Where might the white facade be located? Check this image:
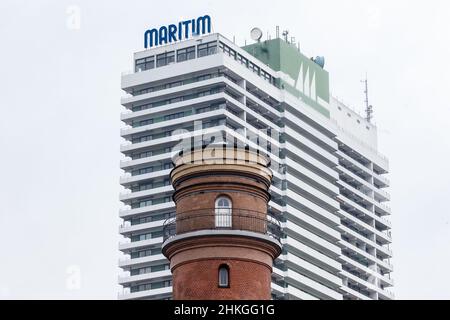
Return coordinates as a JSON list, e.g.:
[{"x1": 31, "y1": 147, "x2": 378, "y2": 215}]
[{"x1": 119, "y1": 33, "x2": 393, "y2": 300}]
